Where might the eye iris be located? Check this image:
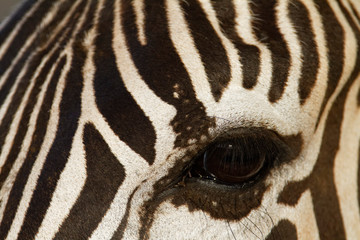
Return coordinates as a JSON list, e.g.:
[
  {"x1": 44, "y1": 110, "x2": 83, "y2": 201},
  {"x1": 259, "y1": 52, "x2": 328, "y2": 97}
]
[{"x1": 202, "y1": 142, "x2": 266, "y2": 184}]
